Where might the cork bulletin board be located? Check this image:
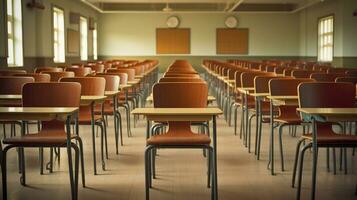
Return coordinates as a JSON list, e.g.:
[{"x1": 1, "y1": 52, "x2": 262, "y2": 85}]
[
  {"x1": 216, "y1": 28, "x2": 249, "y2": 54},
  {"x1": 67, "y1": 29, "x2": 80, "y2": 54},
  {"x1": 156, "y1": 28, "x2": 190, "y2": 54}
]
